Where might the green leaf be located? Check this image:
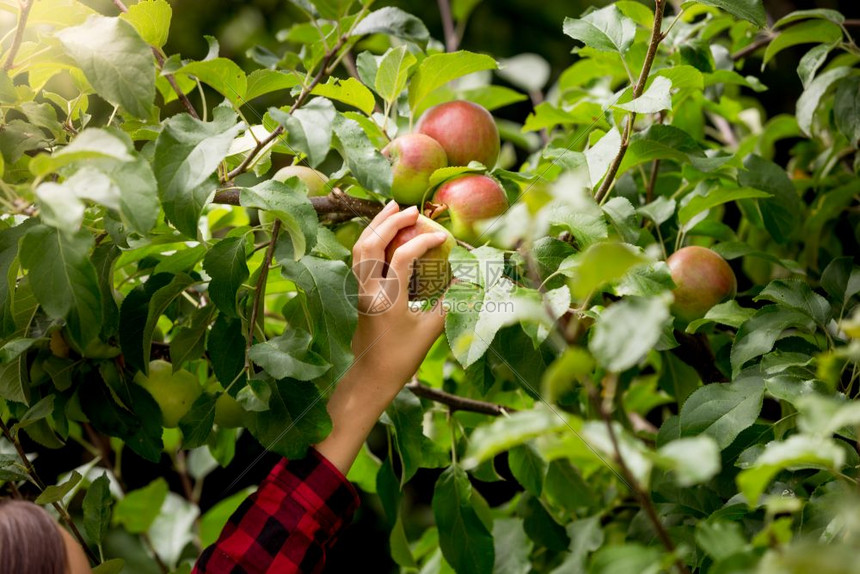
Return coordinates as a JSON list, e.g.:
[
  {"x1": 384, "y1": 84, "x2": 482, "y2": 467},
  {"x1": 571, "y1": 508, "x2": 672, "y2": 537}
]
[
  {"x1": 834, "y1": 76, "x2": 860, "y2": 145},
  {"x1": 120, "y1": 0, "x2": 172, "y2": 48},
  {"x1": 508, "y1": 444, "x2": 546, "y2": 496},
  {"x1": 797, "y1": 43, "x2": 836, "y2": 88},
  {"x1": 679, "y1": 375, "x2": 764, "y2": 449},
  {"x1": 618, "y1": 124, "x2": 705, "y2": 173},
  {"x1": 58, "y1": 15, "x2": 155, "y2": 118},
  {"x1": 820, "y1": 257, "x2": 860, "y2": 308},
  {"x1": 463, "y1": 408, "x2": 573, "y2": 466},
  {"x1": 696, "y1": 520, "x2": 748, "y2": 561},
  {"x1": 375, "y1": 46, "x2": 417, "y2": 104},
  {"x1": 346, "y1": 443, "x2": 381, "y2": 493},
  {"x1": 278, "y1": 255, "x2": 357, "y2": 386},
  {"x1": 207, "y1": 314, "x2": 245, "y2": 389},
  {"x1": 20, "y1": 226, "x2": 102, "y2": 349},
  {"x1": 797, "y1": 394, "x2": 860, "y2": 438},
  {"x1": 383, "y1": 389, "x2": 439, "y2": 485},
  {"x1": 113, "y1": 478, "x2": 168, "y2": 533},
  {"x1": 754, "y1": 279, "x2": 831, "y2": 325},
  {"x1": 178, "y1": 393, "x2": 216, "y2": 448},
  {"x1": 459, "y1": 85, "x2": 528, "y2": 112},
  {"x1": 119, "y1": 273, "x2": 194, "y2": 374},
  {"x1": 589, "y1": 544, "x2": 662, "y2": 574},
  {"x1": 497, "y1": 53, "x2": 550, "y2": 93},
  {"x1": 271, "y1": 97, "x2": 335, "y2": 168},
  {"x1": 736, "y1": 435, "x2": 845, "y2": 505},
  {"x1": 655, "y1": 436, "x2": 721, "y2": 486},
  {"x1": 245, "y1": 69, "x2": 302, "y2": 101},
  {"x1": 311, "y1": 77, "x2": 376, "y2": 115},
  {"x1": 730, "y1": 305, "x2": 815, "y2": 376},
  {"x1": 169, "y1": 305, "x2": 215, "y2": 366},
  {"x1": 616, "y1": 76, "x2": 673, "y2": 114},
  {"x1": 548, "y1": 516, "x2": 603, "y2": 574},
  {"x1": 332, "y1": 113, "x2": 393, "y2": 195},
  {"x1": 408, "y1": 51, "x2": 497, "y2": 112},
  {"x1": 543, "y1": 459, "x2": 594, "y2": 513},
  {"x1": 433, "y1": 465, "x2": 495, "y2": 574},
  {"x1": 694, "y1": 0, "x2": 766, "y2": 27},
  {"x1": 248, "y1": 330, "x2": 331, "y2": 381},
  {"x1": 92, "y1": 560, "x2": 124, "y2": 574},
  {"x1": 774, "y1": 8, "x2": 846, "y2": 28},
  {"x1": 83, "y1": 473, "x2": 113, "y2": 544},
  {"x1": 559, "y1": 242, "x2": 650, "y2": 300},
  {"x1": 35, "y1": 470, "x2": 81, "y2": 504},
  {"x1": 241, "y1": 179, "x2": 318, "y2": 260},
  {"x1": 202, "y1": 237, "x2": 250, "y2": 317},
  {"x1": 738, "y1": 155, "x2": 802, "y2": 244},
  {"x1": 796, "y1": 67, "x2": 852, "y2": 136},
  {"x1": 589, "y1": 297, "x2": 670, "y2": 373},
  {"x1": 246, "y1": 377, "x2": 331, "y2": 459},
  {"x1": 154, "y1": 107, "x2": 242, "y2": 237},
  {"x1": 493, "y1": 518, "x2": 533, "y2": 574},
  {"x1": 678, "y1": 187, "x2": 771, "y2": 225},
  {"x1": 686, "y1": 299, "x2": 756, "y2": 333},
  {"x1": 29, "y1": 128, "x2": 133, "y2": 177},
  {"x1": 0, "y1": 219, "x2": 36, "y2": 337},
  {"x1": 352, "y1": 6, "x2": 430, "y2": 44},
  {"x1": 177, "y1": 58, "x2": 247, "y2": 106},
  {"x1": 563, "y1": 6, "x2": 636, "y2": 54},
  {"x1": 763, "y1": 20, "x2": 843, "y2": 68}
]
